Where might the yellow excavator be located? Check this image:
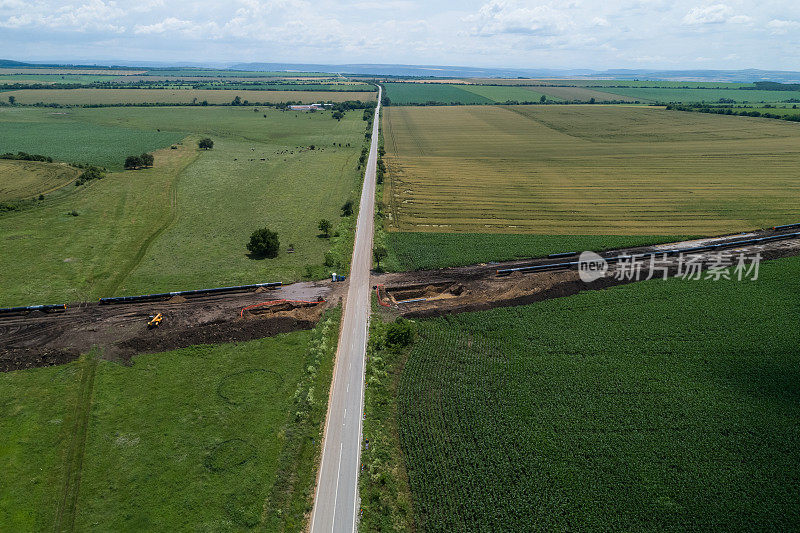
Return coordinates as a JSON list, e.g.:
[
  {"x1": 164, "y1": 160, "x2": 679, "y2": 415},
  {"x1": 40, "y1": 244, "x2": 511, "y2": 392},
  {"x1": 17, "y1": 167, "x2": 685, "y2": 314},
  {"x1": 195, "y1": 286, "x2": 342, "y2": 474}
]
[{"x1": 147, "y1": 313, "x2": 163, "y2": 328}]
